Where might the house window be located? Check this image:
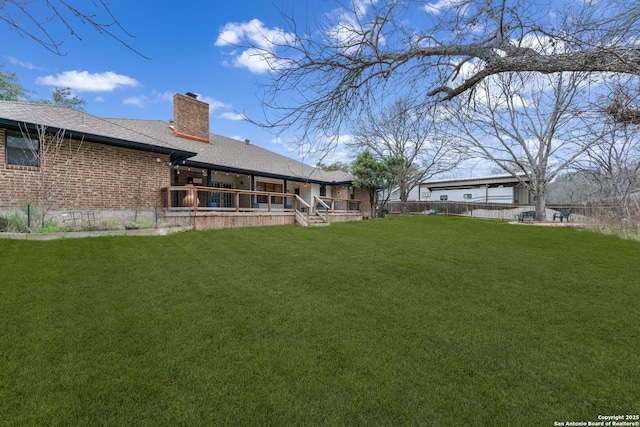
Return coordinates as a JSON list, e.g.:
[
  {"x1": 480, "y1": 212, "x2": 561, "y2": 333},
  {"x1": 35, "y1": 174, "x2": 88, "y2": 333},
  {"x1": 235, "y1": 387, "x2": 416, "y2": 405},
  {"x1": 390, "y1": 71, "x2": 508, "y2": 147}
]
[
  {"x1": 440, "y1": 195, "x2": 448, "y2": 201},
  {"x1": 320, "y1": 184, "x2": 327, "y2": 197},
  {"x1": 6, "y1": 131, "x2": 39, "y2": 167},
  {"x1": 463, "y1": 194, "x2": 472, "y2": 199},
  {"x1": 256, "y1": 182, "x2": 283, "y2": 203}
]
